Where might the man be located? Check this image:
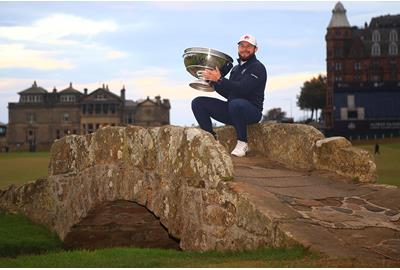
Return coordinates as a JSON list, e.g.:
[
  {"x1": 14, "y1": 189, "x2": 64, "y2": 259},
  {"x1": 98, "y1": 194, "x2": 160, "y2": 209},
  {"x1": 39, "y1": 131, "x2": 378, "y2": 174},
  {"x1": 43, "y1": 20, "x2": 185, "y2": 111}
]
[{"x1": 191, "y1": 34, "x2": 267, "y2": 157}]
